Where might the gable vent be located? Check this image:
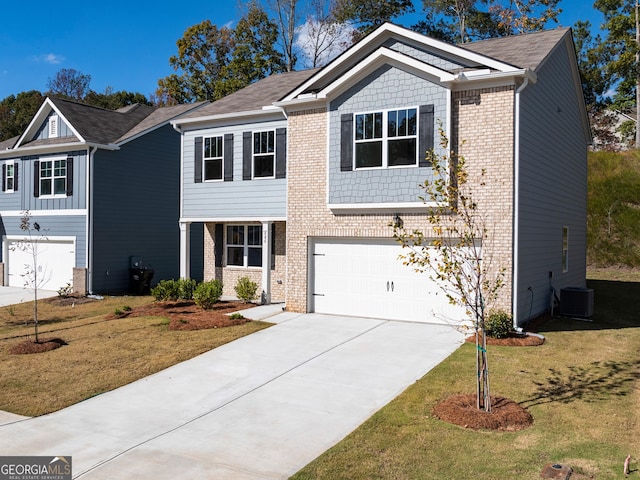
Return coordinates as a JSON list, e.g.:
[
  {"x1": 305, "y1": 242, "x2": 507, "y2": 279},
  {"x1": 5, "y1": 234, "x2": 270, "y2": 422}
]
[{"x1": 48, "y1": 115, "x2": 59, "y2": 138}]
